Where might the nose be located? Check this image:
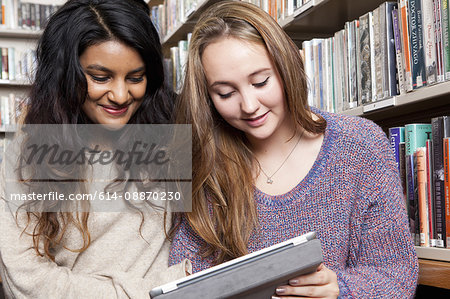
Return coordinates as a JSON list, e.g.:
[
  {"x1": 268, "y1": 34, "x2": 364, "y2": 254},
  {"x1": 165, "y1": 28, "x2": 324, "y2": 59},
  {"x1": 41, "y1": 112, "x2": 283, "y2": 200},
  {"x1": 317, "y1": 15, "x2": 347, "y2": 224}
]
[
  {"x1": 240, "y1": 90, "x2": 260, "y2": 115},
  {"x1": 107, "y1": 81, "x2": 130, "y2": 105}
]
